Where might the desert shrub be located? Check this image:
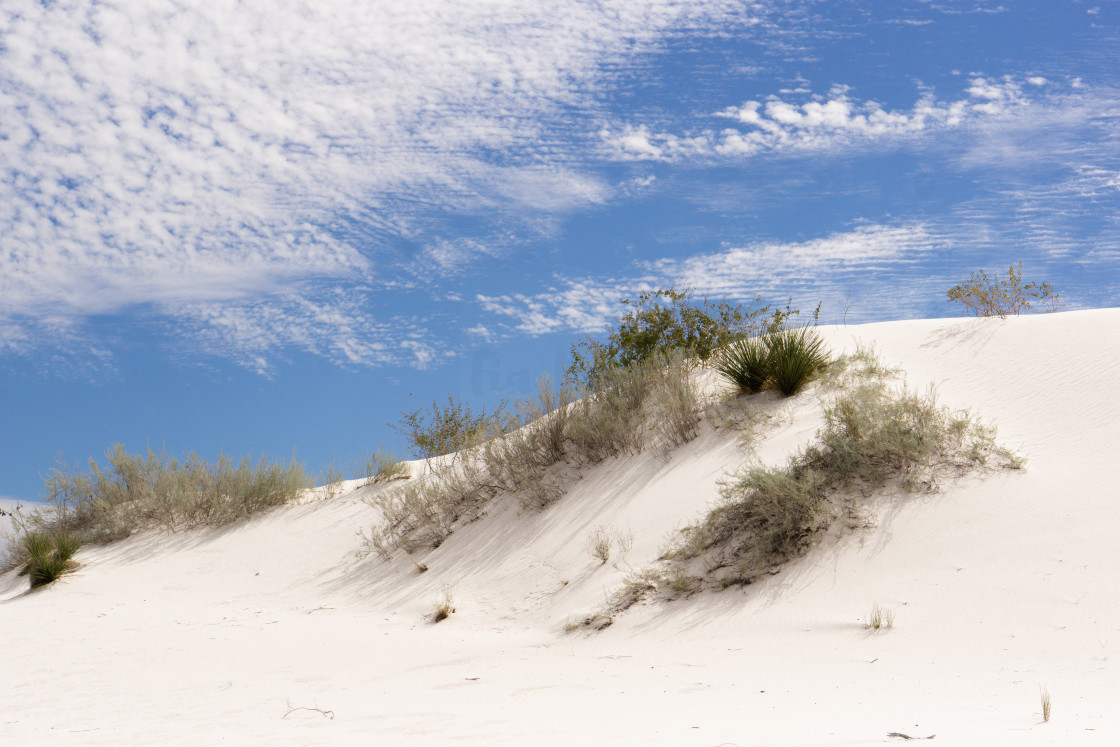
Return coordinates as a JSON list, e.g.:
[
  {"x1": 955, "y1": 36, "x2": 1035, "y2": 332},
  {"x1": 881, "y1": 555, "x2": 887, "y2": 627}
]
[
  {"x1": 567, "y1": 287, "x2": 799, "y2": 388},
  {"x1": 680, "y1": 462, "x2": 827, "y2": 578},
  {"x1": 23, "y1": 530, "x2": 82, "y2": 588},
  {"x1": 354, "y1": 448, "x2": 410, "y2": 485},
  {"x1": 946, "y1": 262, "x2": 1061, "y2": 318},
  {"x1": 37, "y1": 445, "x2": 312, "y2": 543},
  {"x1": 320, "y1": 462, "x2": 346, "y2": 499},
  {"x1": 391, "y1": 394, "x2": 506, "y2": 465},
  {"x1": 363, "y1": 456, "x2": 494, "y2": 558},
  {"x1": 651, "y1": 357, "x2": 704, "y2": 447},
  {"x1": 765, "y1": 325, "x2": 829, "y2": 396},
  {"x1": 481, "y1": 375, "x2": 576, "y2": 508},
  {"x1": 588, "y1": 526, "x2": 613, "y2": 563},
  {"x1": 715, "y1": 335, "x2": 770, "y2": 393},
  {"x1": 364, "y1": 356, "x2": 704, "y2": 559},
  {"x1": 676, "y1": 374, "x2": 1015, "y2": 585},
  {"x1": 804, "y1": 382, "x2": 1006, "y2": 489},
  {"x1": 566, "y1": 361, "x2": 655, "y2": 463},
  {"x1": 716, "y1": 325, "x2": 829, "y2": 396}
]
